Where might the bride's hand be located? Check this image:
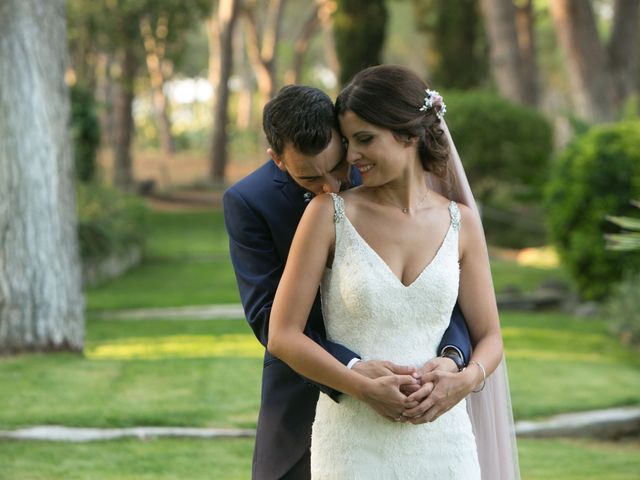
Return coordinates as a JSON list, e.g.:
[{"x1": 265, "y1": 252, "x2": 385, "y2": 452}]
[
  {"x1": 401, "y1": 369, "x2": 475, "y2": 424},
  {"x1": 358, "y1": 374, "x2": 420, "y2": 422}
]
